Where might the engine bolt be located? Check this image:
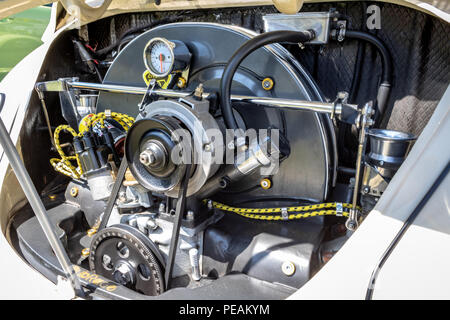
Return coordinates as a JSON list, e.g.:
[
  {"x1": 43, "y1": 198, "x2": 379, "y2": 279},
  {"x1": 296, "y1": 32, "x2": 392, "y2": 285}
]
[
  {"x1": 146, "y1": 219, "x2": 158, "y2": 231},
  {"x1": 281, "y1": 261, "x2": 296, "y2": 276},
  {"x1": 204, "y1": 143, "x2": 212, "y2": 152},
  {"x1": 194, "y1": 83, "x2": 204, "y2": 100},
  {"x1": 81, "y1": 248, "x2": 90, "y2": 257},
  {"x1": 189, "y1": 248, "x2": 202, "y2": 281},
  {"x1": 186, "y1": 210, "x2": 195, "y2": 220},
  {"x1": 260, "y1": 178, "x2": 272, "y2": 190},
  {"x1": 177, "y1": 77, "x2": 187, "y2": 88},
  {"x1": 345, "y1": 219, "x2": 358, "y2": 231},
  {"x1": 219, "y1": 177, "x2": 229, "y2": 189},
  {"x1": 128, "y1": 218, "x2": 138, "y2": 227},
  {"x1": 262, "y1": 77, "x2": 274, "y2": 91},
  {"x1": 118, "y1": 191, "x2": 127, "y2": 202},
  {"x1": 87, "y1": 228, "x2": 97, "y2": 237},
  {"x1": 70, "y1": 187, "x2": 79, "y2": 198}
]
